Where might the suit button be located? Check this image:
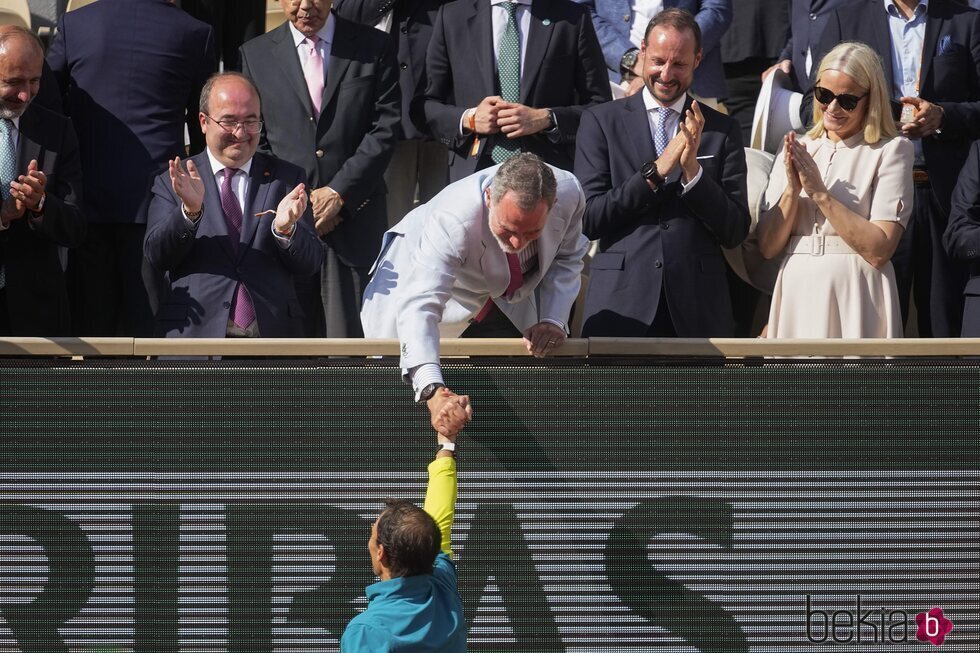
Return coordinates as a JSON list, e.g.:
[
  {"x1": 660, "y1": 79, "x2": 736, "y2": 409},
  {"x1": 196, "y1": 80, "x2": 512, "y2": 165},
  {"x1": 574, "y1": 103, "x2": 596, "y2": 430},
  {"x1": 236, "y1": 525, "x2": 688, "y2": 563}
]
[
  {"x1": 809, "y1": 12, "x2": 816, "y2": 20},
  {"x1": 662, "y1": 223, "x2": 669, "y2": 230},
  {"x1": 655, "y1": 260, "x2": 663, "y2": 269},
  {"x1": 400, "y1": 62, "x2": 408, "y2": 70},
  {"x1": 222, "y1": 301, "x2": 231, "y2": 309},
  {"x1": 623, "y1": 14, "x2": 630, "y2": 21},
  {"x1": 315, "y1": 149, "x2": 324, "y2": 158},
  {"x1": 401, "y1": 25, "x2": 408, "y2": 34}
]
